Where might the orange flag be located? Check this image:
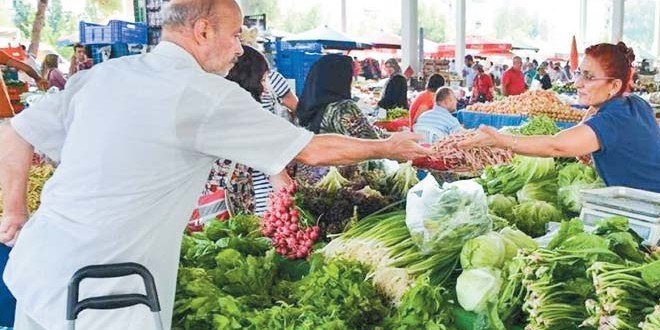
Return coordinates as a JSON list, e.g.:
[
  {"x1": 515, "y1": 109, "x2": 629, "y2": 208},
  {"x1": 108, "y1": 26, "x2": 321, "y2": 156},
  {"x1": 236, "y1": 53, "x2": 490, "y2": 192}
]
[{"x1": 570, "y1": 36, "x2": 579, "y2": 72}]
